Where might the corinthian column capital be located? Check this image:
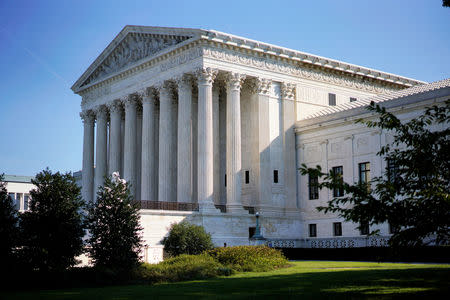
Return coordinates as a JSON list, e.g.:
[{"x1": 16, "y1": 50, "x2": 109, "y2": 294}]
[
  {"x1": 107, "y1": 100, "x2": 123, "y2": 114},
  {"x1": 196, "y1": 67, "x2": 218, "y2": 85},
  {"x1": 248, "y1": 77, "x2": 272, "y2": 95},
  {"x1": 94, "y1": 105, "x2": 109, "y2": 121},
  {"x1": 226, "y1": 72, "x2": 246, "y2": 90},
  {"x1": 80, "y1": 110, "x2": 95, "y2": 123},
  {"x1": 281, "y1": 82, "x2": 296, "y2": 100},
  {"x1": 122, "y1": 94, "x2": 138, "y2": 109},
  {"x1": 141, "y1": 87, "x2": 157, "y2": 104},
  {"x1": 174, "y1": 74, "x2": 194, "y2": 90}
]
